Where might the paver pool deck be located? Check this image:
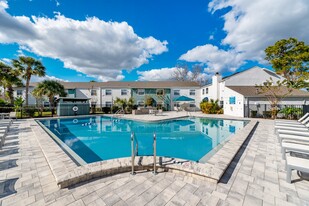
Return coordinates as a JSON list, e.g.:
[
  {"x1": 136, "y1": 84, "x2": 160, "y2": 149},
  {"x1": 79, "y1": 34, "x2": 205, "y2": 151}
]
[{"x1": 1, "y1": 115, "x2": 309, "y2": 205}]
